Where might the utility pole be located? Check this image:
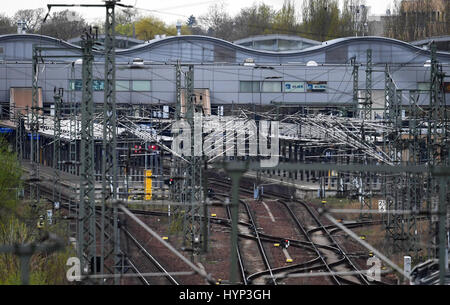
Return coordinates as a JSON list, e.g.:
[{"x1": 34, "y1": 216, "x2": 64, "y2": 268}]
[
  {"x1": 45, "y1": 1, "x2": 132, "y2": 284},
  {"x1": 31, "y1": 45, "x2": 41, "y2": 207},
  {"x1": 175, "y1": 60, "x2": 182, "y2": 119},
  {"x1": 358, "y1": 49, "x2": 373, "y2": 220},
  {"x1": 384, "y1": 65, "x2": 404, "y2": 253},
  {"x1": 69, "y1": 62, "x2": 78, "y2": 176},
  {"x1": 363, "y1": 49, "x2": 372, "y2": 121},
  {"x1": 53, "y1": 88, "x2": 63, "y2": 206},
  {"x1": 351, "y1": 56, "x2": 359, "y2": 116},
  {"x1": 15, "y1": 111, "x2": 24, "y2": 161},
  {"x1": 170, "y1": 61, "x2": 183, "y2": 219},
  {"x1": 406, "y1": 90, "x2": 421, "y2": 257},
  {"x1": 78, "y1": 27, "x2": 97, "y2": 280},
  {"x1": 429, "y1": 43, "x2": 448, "y2": 270},
  {"x1": 100, "y1": 0, "x2": 121, "y2": 284},
  {"x1": 182, "y1": 64, "x2": 206, "y2": 256}
]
